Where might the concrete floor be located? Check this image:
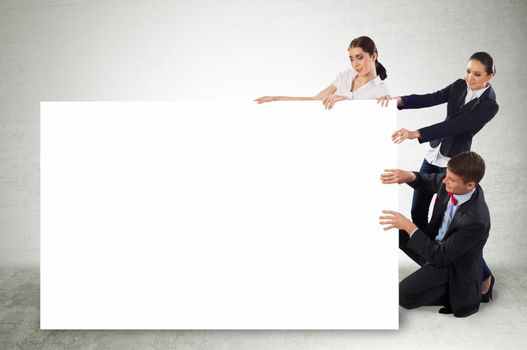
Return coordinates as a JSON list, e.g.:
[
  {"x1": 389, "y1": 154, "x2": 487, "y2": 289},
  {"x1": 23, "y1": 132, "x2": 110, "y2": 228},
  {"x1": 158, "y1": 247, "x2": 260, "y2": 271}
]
[{"x1": 2, "y1": 264, "x2": 527, "y2": 350}]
